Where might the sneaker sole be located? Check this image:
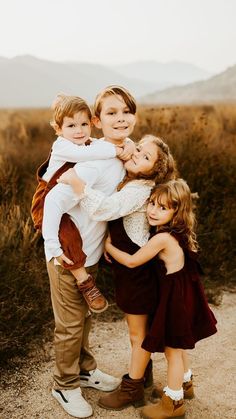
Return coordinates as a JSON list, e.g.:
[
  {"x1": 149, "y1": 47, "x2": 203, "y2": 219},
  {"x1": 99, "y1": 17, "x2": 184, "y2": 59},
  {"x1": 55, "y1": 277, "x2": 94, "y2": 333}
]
[
  {"x1": 88, "y1": 300, "x2": 109, "y2": 314},
  {"x1": 52, "y1": 389, "x2": 93, "y2": 418}
]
